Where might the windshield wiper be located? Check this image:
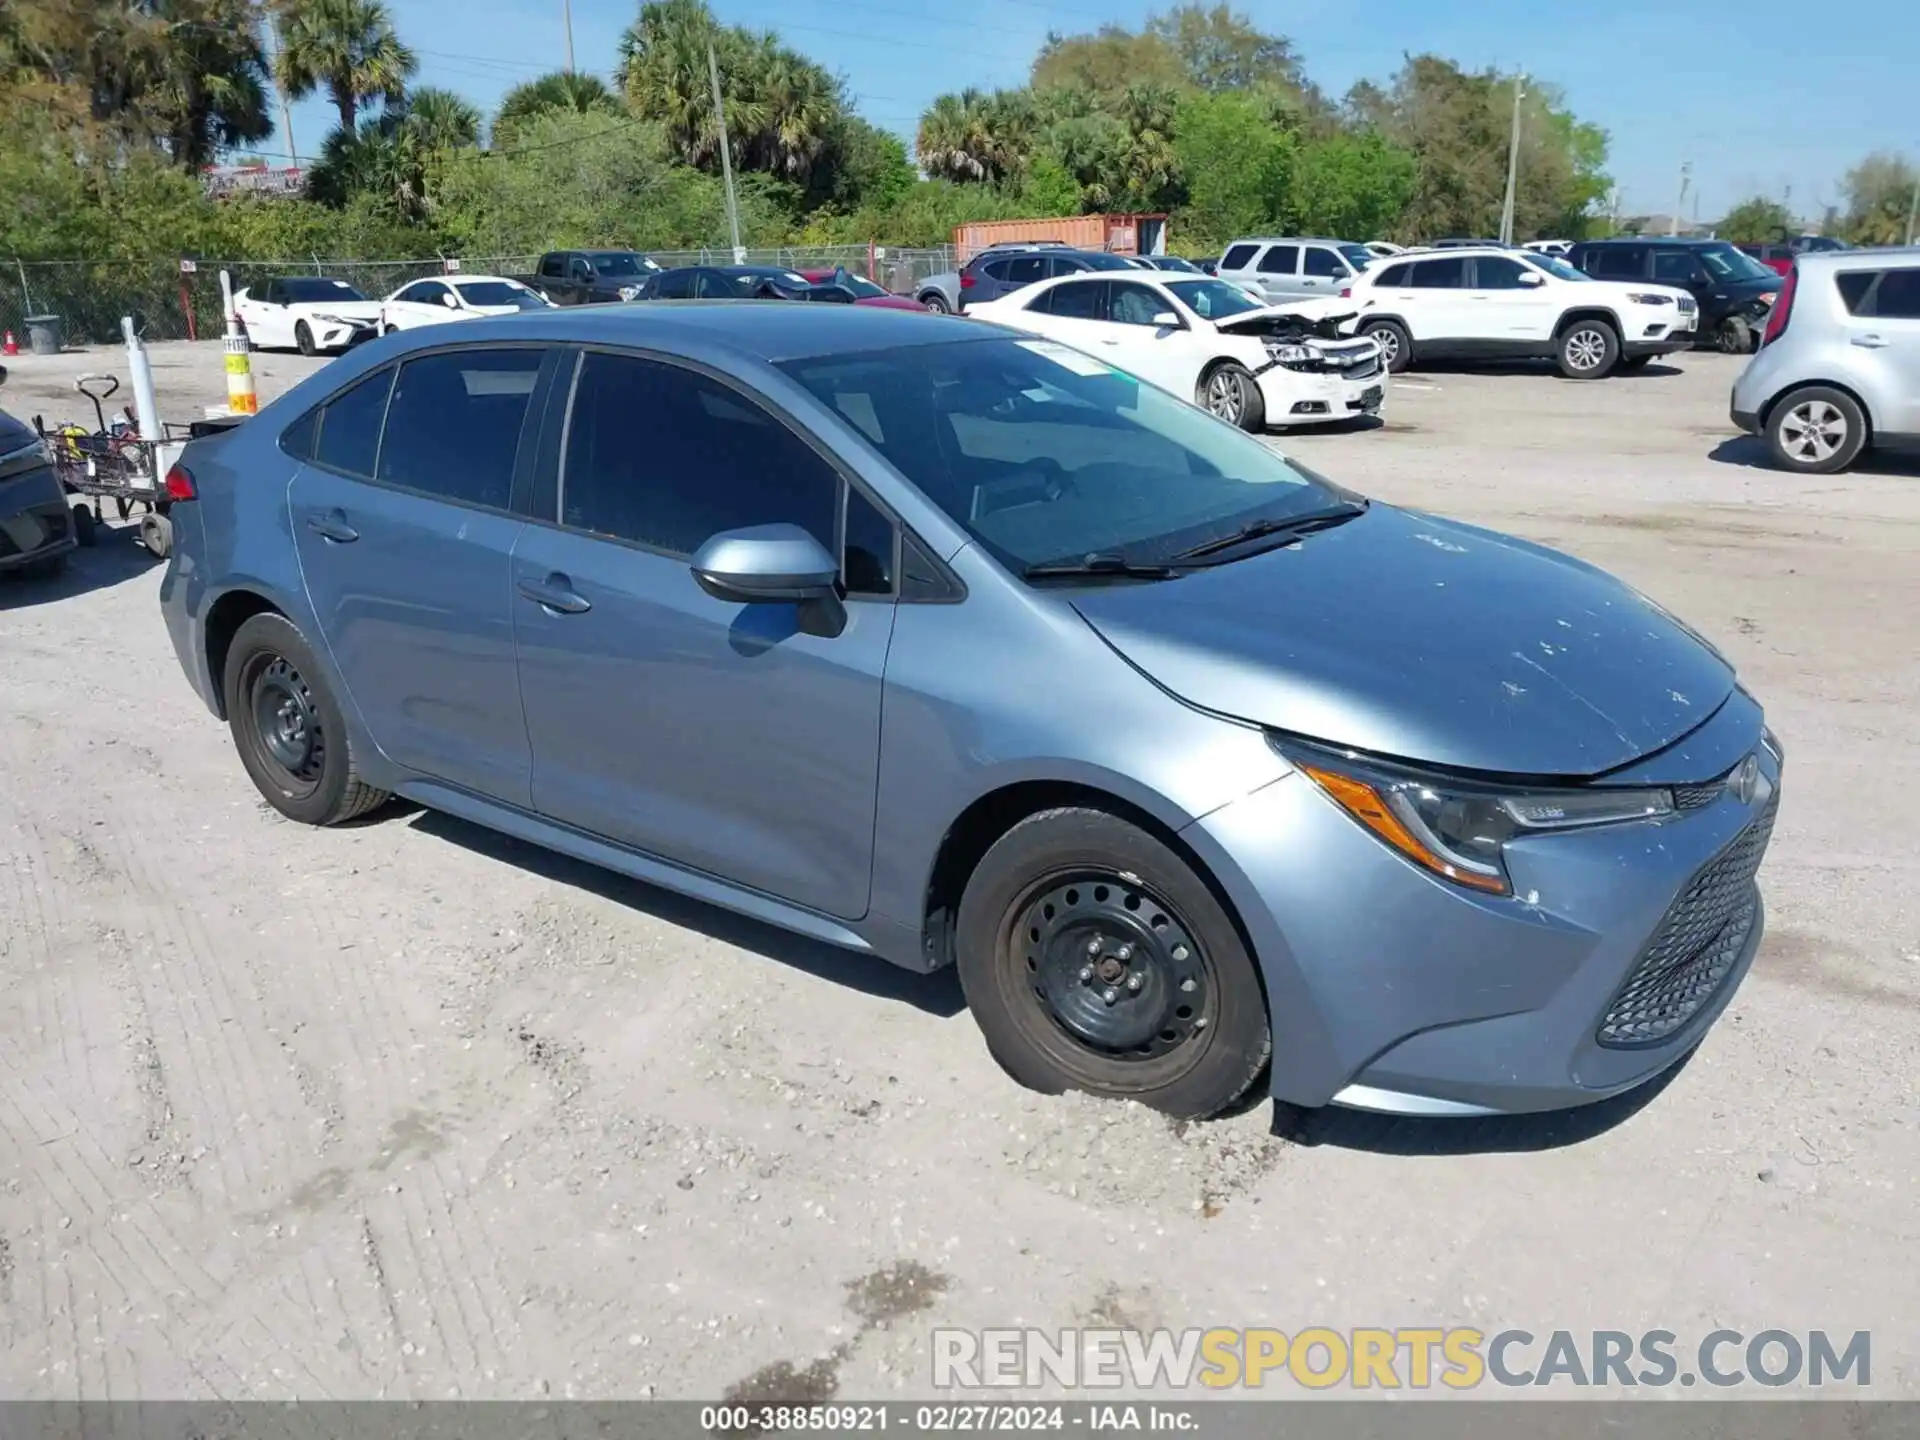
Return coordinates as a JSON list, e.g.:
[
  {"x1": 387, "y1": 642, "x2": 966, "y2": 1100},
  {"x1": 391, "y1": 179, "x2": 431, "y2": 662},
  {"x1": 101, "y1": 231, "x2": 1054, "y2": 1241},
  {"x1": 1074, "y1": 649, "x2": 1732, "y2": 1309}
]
[
  {"x1": 1171, "y1": 502, "x2": 1367, "y2": 562},
  {"x1": 1023, "y1": 552, "x2": 1185, "y2": 581}
]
